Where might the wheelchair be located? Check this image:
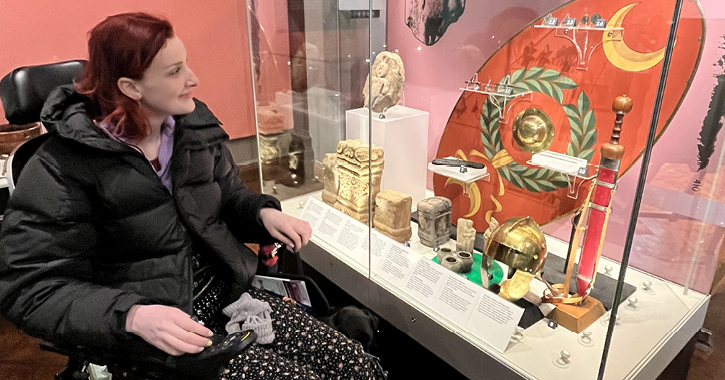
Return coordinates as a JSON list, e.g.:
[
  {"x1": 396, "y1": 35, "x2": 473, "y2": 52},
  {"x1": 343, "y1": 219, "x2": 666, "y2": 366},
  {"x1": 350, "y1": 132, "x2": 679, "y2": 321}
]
[{"x1": 0, "y1": 61, "x2": 332, "y2": 380}]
